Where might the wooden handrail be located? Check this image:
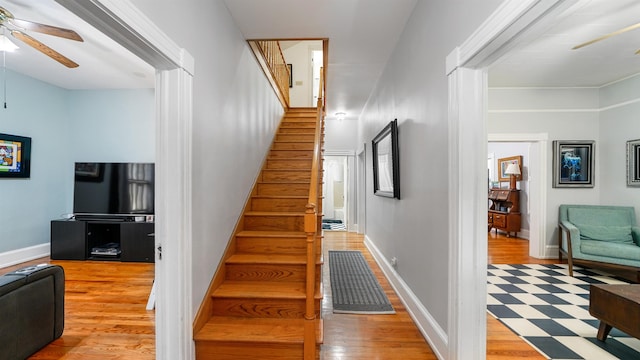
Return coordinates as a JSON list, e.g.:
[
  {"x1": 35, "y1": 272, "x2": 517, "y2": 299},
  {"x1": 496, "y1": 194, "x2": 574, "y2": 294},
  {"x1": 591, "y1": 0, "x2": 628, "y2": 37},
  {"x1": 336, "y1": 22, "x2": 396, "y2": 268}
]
[
  {"x1": 255, "y1": 40, "x2": 290, "y2": 108},
  {"x1": 303, "y1": 67, "x2": 324, "y2": 359}
]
